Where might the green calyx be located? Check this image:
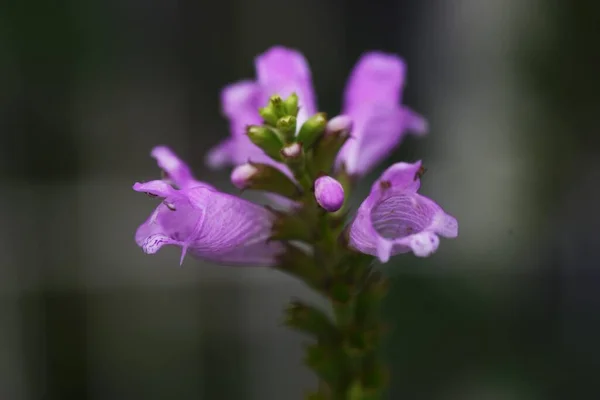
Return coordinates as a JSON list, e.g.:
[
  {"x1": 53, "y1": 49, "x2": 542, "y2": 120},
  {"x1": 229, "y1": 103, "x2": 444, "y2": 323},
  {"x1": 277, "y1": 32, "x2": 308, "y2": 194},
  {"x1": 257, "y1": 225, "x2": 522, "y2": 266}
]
[
  {"x1": 247, "y1": 125, "x2": 285, "y2": 161},
  {"x1": 240, "y1": 162, "x2": 302, "y2": 199},
  {"x1": 311, "y1": 122, "x2": 352, "y2": 175},
  {"x1": 297, "y1": 112, "x2": 327, "y2": 150}
]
